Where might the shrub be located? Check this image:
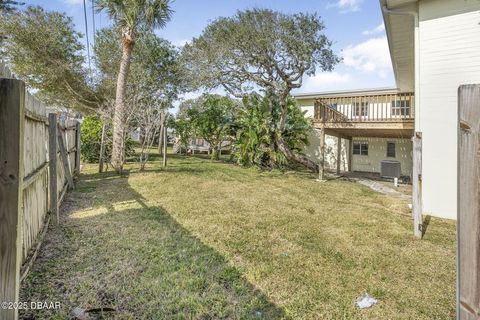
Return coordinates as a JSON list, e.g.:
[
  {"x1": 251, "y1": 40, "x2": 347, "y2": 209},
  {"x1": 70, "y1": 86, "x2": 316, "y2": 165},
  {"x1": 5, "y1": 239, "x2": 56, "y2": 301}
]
[
  {"x1": 234, "y1": 94, "x2": 311, "y2": 168},
  {"x1": 80, "y1": 115, "x2": 135, "y2": 163}
]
